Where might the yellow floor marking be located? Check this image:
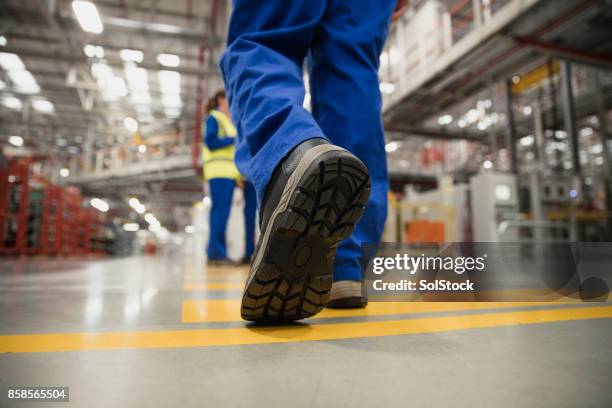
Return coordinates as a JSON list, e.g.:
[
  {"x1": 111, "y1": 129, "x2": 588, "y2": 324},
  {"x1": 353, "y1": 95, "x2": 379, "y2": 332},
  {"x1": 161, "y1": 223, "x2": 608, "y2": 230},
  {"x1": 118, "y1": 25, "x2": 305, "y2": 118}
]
[
  {"x1": 183, "y1": 282, "x2": 244, "y2": 291},
  {"x1": 181, "y1": 299, "x2": 581, "y2": 323},
  {"x1": 1, "y1": 306, "x2": 610, "y2": 353}
]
